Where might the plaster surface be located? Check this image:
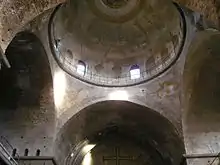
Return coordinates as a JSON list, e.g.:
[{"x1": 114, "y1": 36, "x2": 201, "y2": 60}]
[
  {"x1": 50, "y1": 0, "x2": 183, "y2": 86},
  {"x1": 183, "y1": 30, "x2": 220, "y2": 164},
  {"x1": 0, "y1": 1, "x2": 220, "y2": 165}
]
